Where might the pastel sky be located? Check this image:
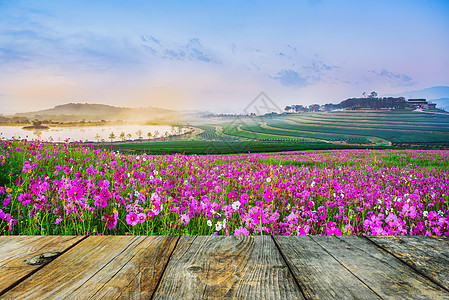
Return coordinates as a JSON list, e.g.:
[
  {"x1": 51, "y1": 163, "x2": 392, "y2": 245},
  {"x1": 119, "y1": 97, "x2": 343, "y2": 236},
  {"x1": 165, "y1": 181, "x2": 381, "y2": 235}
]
[{"x1": 1, "y1": 0, "x2": 448, "y2": 114}]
